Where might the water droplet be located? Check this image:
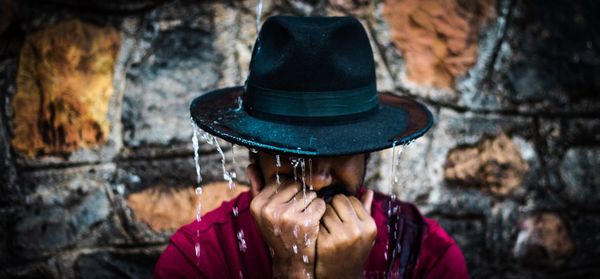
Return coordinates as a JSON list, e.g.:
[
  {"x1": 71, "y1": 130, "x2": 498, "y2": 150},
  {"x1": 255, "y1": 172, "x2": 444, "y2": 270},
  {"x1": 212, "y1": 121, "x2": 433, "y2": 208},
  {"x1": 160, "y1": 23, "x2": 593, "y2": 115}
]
[
  {"x1": 234, "y1": 97, "x2": 243, "y2": 112},
  {"x1": 275, "y1": 154, "x2": 281, "y2": 186},
  {"x1": 303, "y1": 255, "x2": 309, "y2": 263},
  {"x1": 308, "y1": 158, "x2": 313, "y2": 190},
  {"x1": 251, "y1": 148, "x2": 258, "y2": 153},
  {"x1": 300, "y1": 158, "x2": 306, "y2": 202},
  {"x1": 292, "y1": 244, "x2": 298, "y2": 254},
  {"x1": 304, "y1": 233, "x2": 311, "y2": 247},
  {"x1": 269, "y1": 246, "x2": 275, "y2": 257},
  {"x1": 293, "y1": 225, "x2": 299, "y2": 239},
  {"x1": 201, "y1": 131, "x2": 236, "y2": 190},
  {"x1": 232, "y1": 206, "x2": 239, "y2": 217},
  {"x1": 393, "y1": 145, "x2": 404, "y2": 184},
  {"x1": 237, "y1": 230, "x2": 247, "y2": 252},
  {"x1": 290, "y1": 157, "x2": 300, "y2": 182},
  {"x1": 195, "y1": 242, "x2": 201, "y2": 258}
]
